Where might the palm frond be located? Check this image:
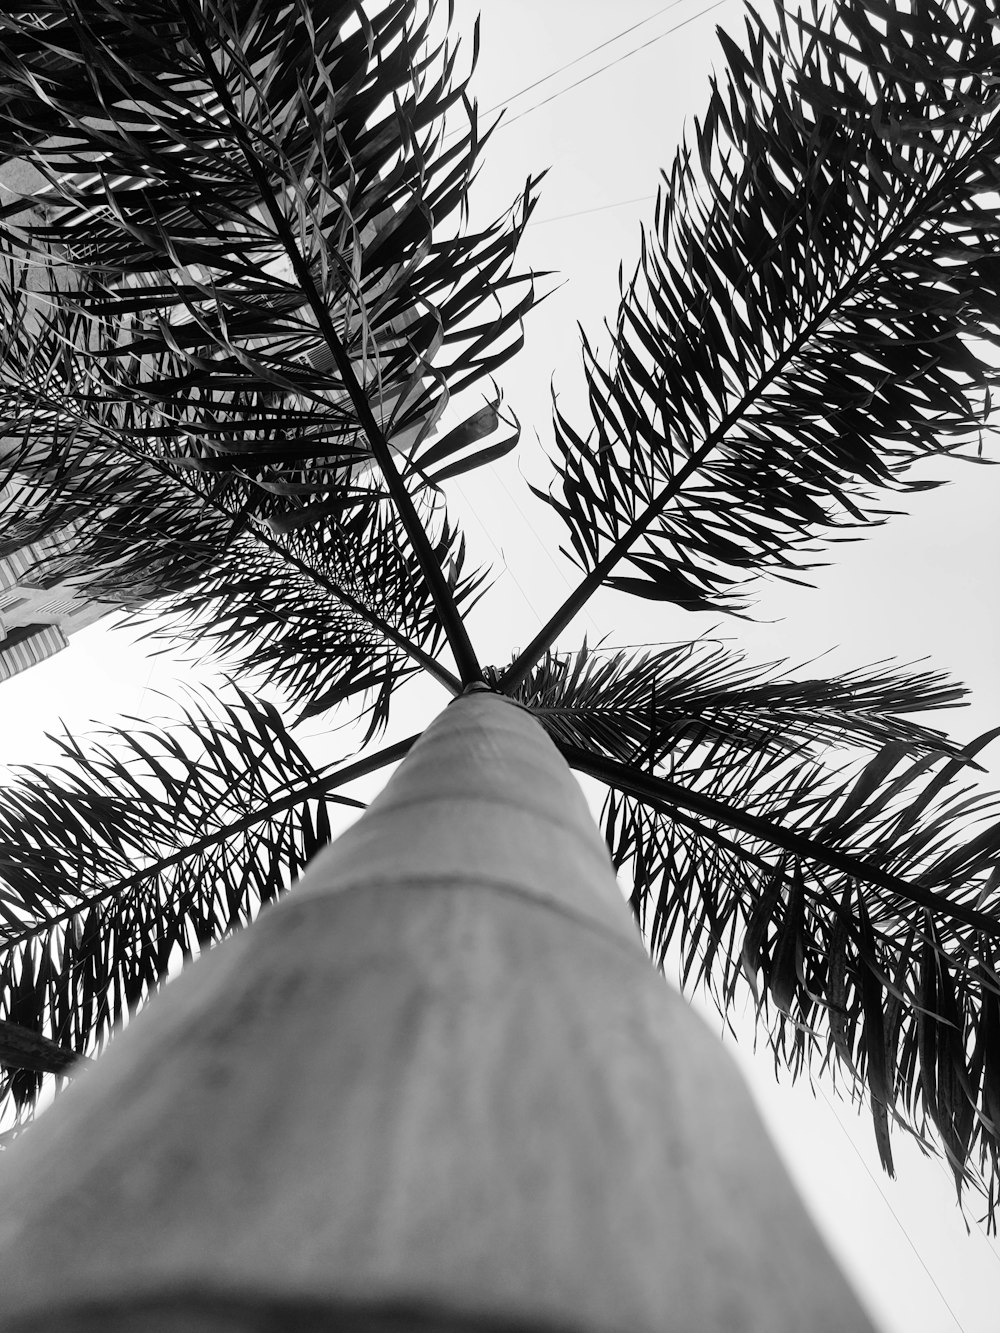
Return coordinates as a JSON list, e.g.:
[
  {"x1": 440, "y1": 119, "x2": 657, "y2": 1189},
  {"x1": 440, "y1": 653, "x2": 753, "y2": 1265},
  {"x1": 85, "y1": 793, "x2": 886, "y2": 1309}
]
[
  {"x1": 0, "y1": 0, "x2": 539, "y2": 457},
  {"x1": 123, "y1": 508, "x2": 488, "y2": 733},
  {"x1": 508, "y1": 0, "x2": 1000, "y2": 688},
  {"x1": 509, "y1": 638, "x2": 974, "y2": 767},
  {"x1": 0, "y1": 273, "x2": 491, "y2": 712},
  {"x1": 0, "y1": 0, "x2": 541, "y2": 687},
  {"x1": 588, "y1": 722, "x2": 1000, "y2": 1217},
  {"x1": 0, "y1": 684, "x2": 415, "y2": 1127}
]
